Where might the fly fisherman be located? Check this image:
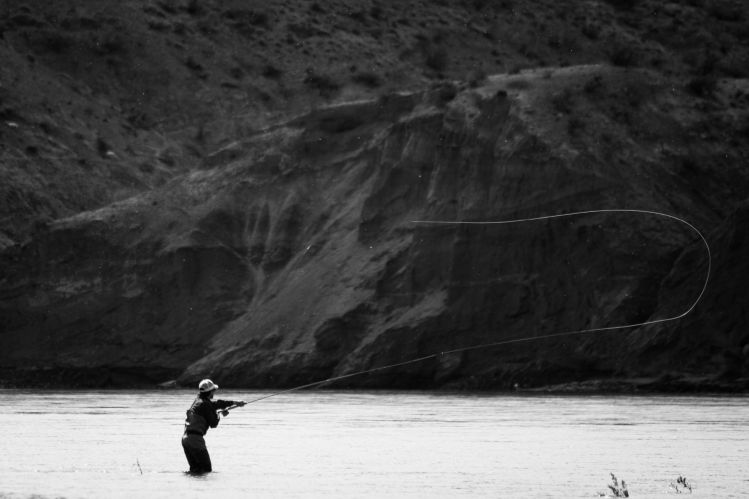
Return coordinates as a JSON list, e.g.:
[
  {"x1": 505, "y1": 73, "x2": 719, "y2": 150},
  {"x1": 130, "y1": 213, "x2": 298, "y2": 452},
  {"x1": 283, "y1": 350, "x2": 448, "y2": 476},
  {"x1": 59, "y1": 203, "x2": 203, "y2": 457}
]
[{"x1": 182, "y1": 379, "x2": 246, "y2": 473}]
